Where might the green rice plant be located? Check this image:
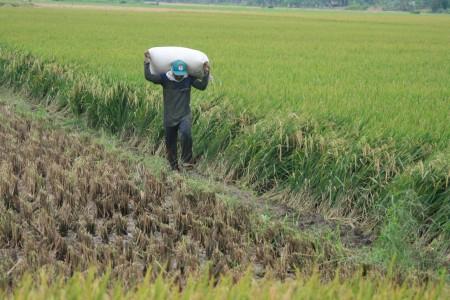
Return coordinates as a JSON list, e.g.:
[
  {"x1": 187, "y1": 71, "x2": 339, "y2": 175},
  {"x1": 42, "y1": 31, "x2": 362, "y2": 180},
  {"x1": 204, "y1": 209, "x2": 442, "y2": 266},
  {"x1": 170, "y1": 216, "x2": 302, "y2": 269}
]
[
  {"x1": 373, "y1": 148, "x2": 450, "y2": 270},
  {"x1": 1, "y1": 6, "x2": 448, "y2": 142},
  {"x1": 1, "y1": 267, "x2": 449, "y2": 299}
]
